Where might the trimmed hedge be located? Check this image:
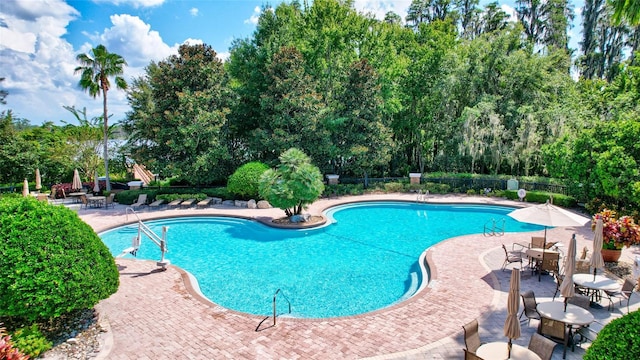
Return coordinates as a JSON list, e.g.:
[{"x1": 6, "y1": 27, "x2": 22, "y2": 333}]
[
  {"x1": 504, "y1": 190, "x2": 577, "y2": 207},
  {"x1": 0, "y1": 197, "x2": 119, "y2": 322},
  {"x1": 115, "y1": 187, "x2": 231, "y2": 205},
  {"x1": 584, "y1": 311, "x2": 640, "y2": 360}
]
